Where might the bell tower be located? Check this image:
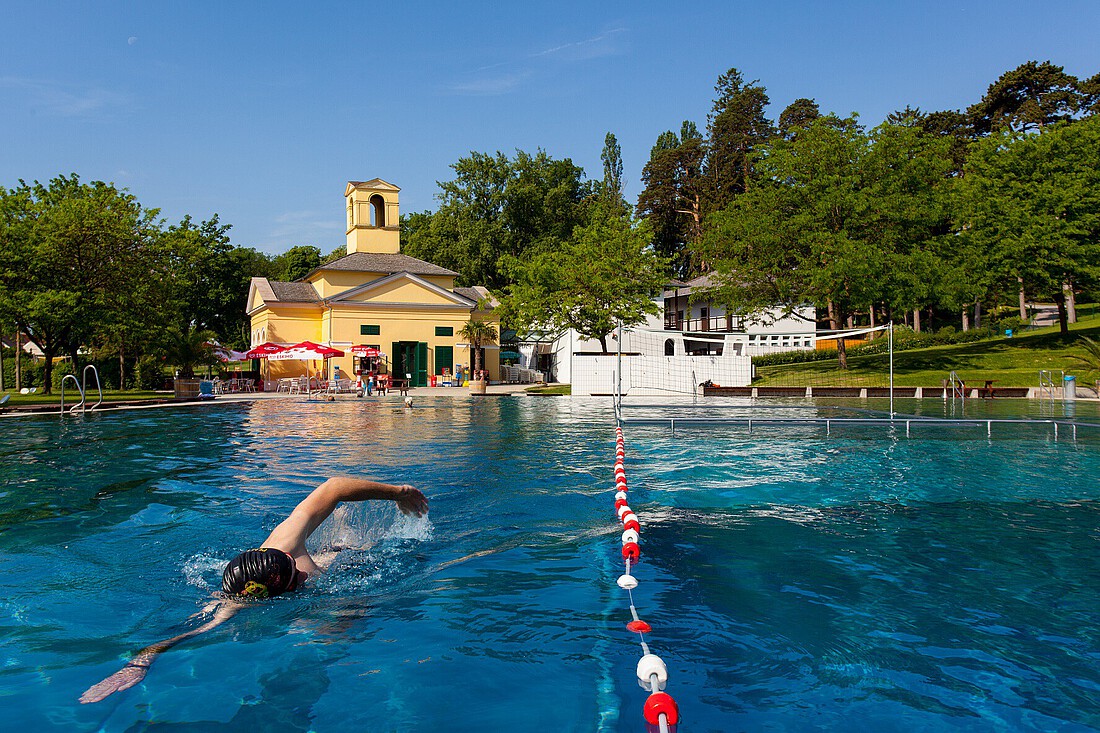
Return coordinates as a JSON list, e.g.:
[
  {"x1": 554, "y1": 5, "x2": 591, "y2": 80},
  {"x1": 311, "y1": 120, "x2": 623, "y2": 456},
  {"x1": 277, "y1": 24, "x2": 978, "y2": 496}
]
[{"x1": 345, "y1": 179, "x2": 401, "y2": 254}]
